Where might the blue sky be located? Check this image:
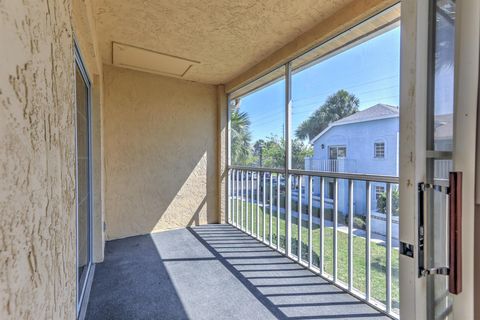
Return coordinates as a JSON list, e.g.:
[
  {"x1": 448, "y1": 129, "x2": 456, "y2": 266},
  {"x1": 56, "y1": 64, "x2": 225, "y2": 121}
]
[{"x1": 238, "y1": 26, "x2": 401, "y2": 142}]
